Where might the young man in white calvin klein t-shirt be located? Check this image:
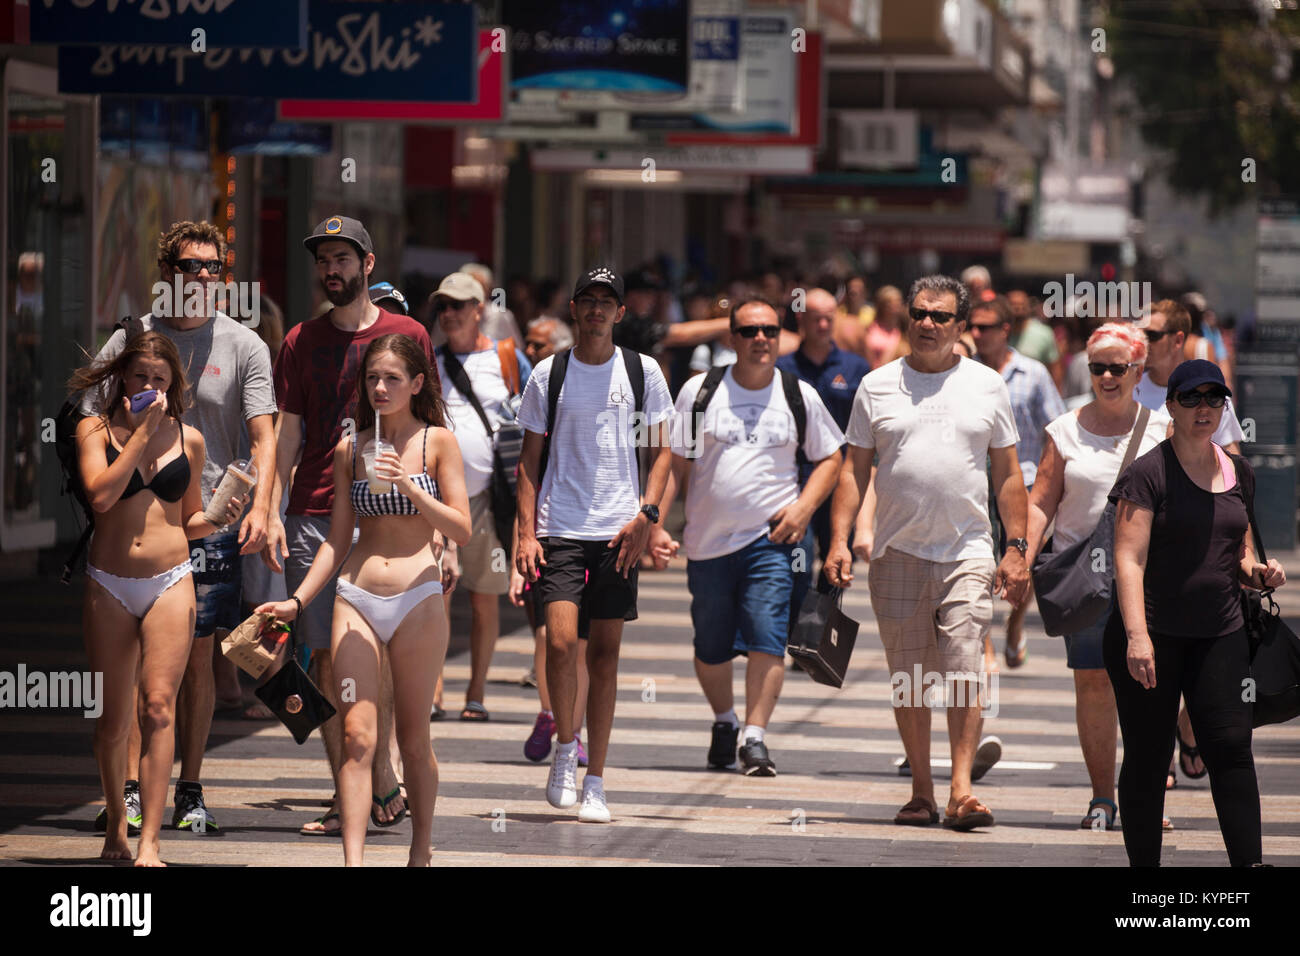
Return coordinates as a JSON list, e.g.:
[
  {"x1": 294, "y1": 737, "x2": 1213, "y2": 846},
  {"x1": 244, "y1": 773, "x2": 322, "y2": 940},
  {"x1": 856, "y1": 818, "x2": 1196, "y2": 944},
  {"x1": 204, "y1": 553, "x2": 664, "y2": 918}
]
[
  {"x1": 515, "y1": 267, "x2": 673, "y2": 823},
  {"x1": 658, "y1": 298, "x2": 845, "y2": 778}
]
